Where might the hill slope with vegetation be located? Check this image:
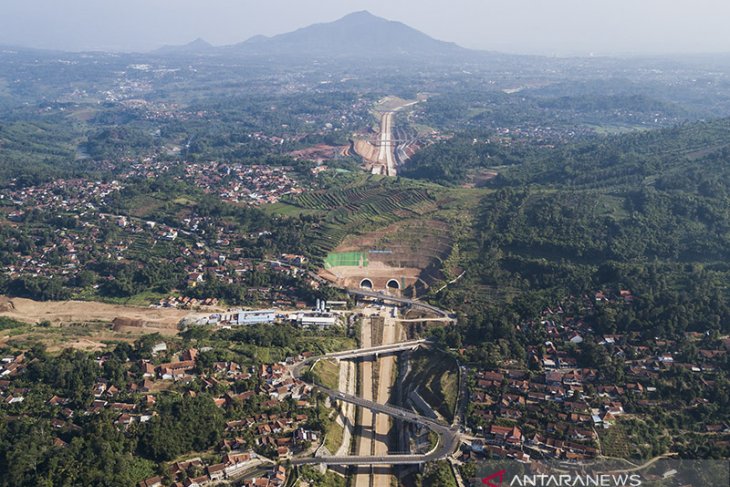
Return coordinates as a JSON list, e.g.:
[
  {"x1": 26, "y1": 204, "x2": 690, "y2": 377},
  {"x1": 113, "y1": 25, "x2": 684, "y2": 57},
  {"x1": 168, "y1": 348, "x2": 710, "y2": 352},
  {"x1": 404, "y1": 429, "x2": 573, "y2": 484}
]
[{"x1": 433, "y1": 117, "x2": 730, "y2": 344}]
